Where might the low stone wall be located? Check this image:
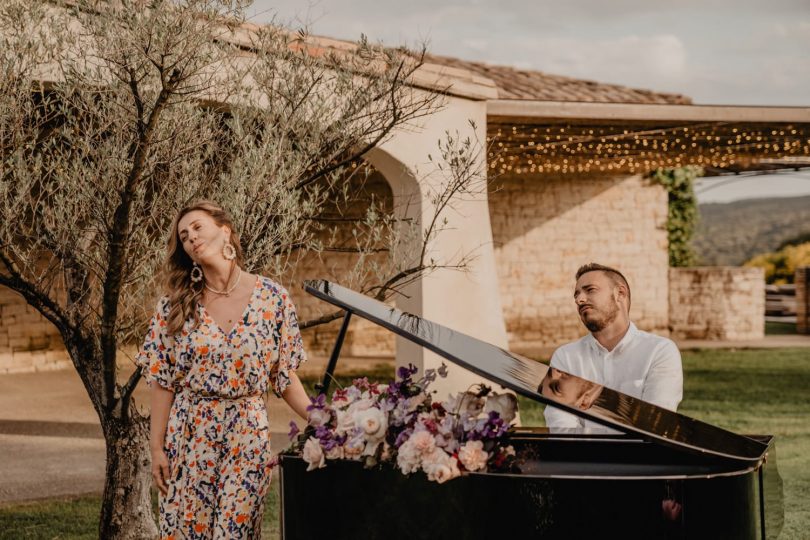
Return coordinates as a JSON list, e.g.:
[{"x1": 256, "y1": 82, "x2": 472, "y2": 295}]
[
  {"x1": 0, "y1": 287, "x2": 71, "y2": 374},
  {"x1": 669, "y1": 267, "x2": 764, "y2": 340},
  {"x1": 797, "y1": 267, "x2": 810, "y2": 335}
]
